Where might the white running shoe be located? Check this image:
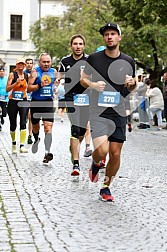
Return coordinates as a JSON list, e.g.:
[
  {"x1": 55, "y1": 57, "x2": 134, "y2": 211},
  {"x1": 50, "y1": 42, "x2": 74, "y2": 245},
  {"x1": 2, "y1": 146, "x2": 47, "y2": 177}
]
[
  {"x1": 12, "y1": 145, "x2": 17, "y2": 154},
  {"x1": 20, "y1": 146, "x2": 28, "y2": 153}
]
